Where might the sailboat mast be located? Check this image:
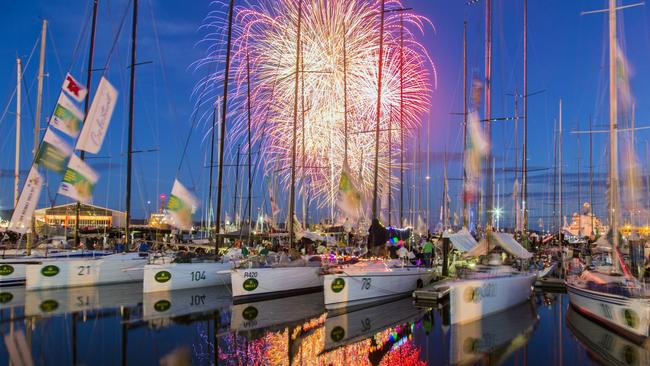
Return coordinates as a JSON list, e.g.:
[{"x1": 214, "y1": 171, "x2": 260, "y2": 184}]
[
  {"x1": 388, "y1": 108, "x2": 392, "y2": 226},
  {"x1": 462, "y1": 21, "x2": 468, "y2": 228},
  {"x1": 577, "y1": 121, "x2": 581, "y2": 236},
  {"x1": 215, "y1": 0, "x2": 235, "y2": 253},
  {"x1": 371, "y1": 0, "x2": 386, "y2": 220},
  {"x1": 233, "y1": 145, "x2": 240, "y2": 225},
  {"x1": 558, "y1": 99, "x2": 563, "y2": 243},
  {"x1": 29, "y1": 19, "x2": 47, "y2": 255},
  {"x1": 125, "y1": 0, "x2": 138, "y2": 249},
  {"x1": 522, "y1": 0, "x2": 528, "y2": 233},
  {"x1": 288, "y1": 0, "x2": 302, "y2": 247},
  {"x1": 246, "y1": 53, "x2": 253, "y2": 233},
  {"x1": 343, "y1": 24, "x2": 348, "y2": 164},
  {"x1": 300, "y1": 43, "x2": 307, "y2": 227},
  {"x1": 207, "y1": 107, "x2": 217, "y2": 238},
  {"x1": 14, "y1": 58, "x2": 21, "y2": 208},
  {"x1": 590, "y1": 116, "x2": 594, "y2": 233},
  {"x1": 608, "y1": 0, "x2": 620, "y2": 256},
  {"x1": 443, "y1": 151, "x2": 448, "y2": 230},
  {"x1": 75, "y1": 0, "x2": 99, "y2": 248},
  {"x1": 484, "y1": 0, "x2": 493, "y2": 230}
]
